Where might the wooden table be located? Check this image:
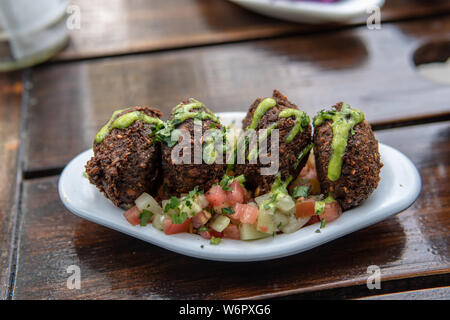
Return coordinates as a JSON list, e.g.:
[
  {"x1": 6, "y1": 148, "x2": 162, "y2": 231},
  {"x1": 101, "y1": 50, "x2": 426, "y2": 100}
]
[{"x1": 0, "y1": 0, "x2": 449, "y2": 300}]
